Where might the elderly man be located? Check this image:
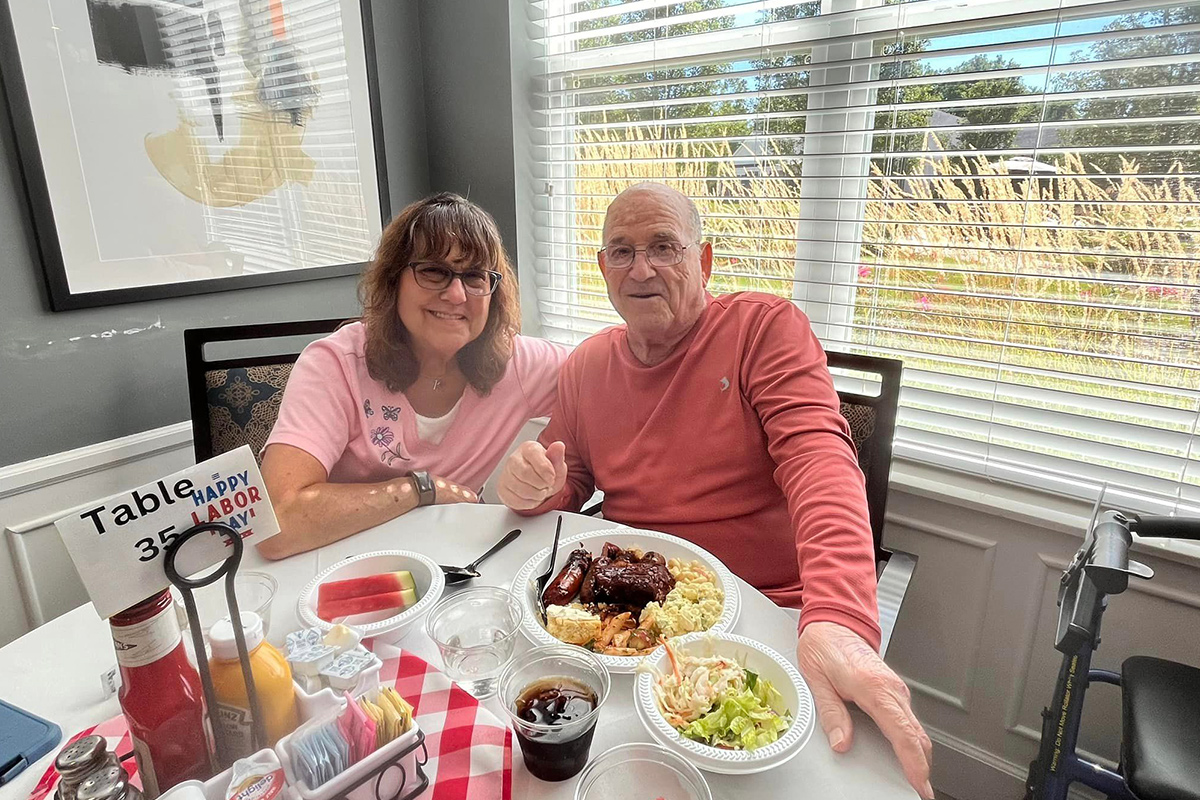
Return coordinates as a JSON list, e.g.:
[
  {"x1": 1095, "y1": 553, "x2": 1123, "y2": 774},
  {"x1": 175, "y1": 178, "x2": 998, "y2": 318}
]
[{"x1": 497, "y1": 182, "x2": 932, "y2": 798}]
